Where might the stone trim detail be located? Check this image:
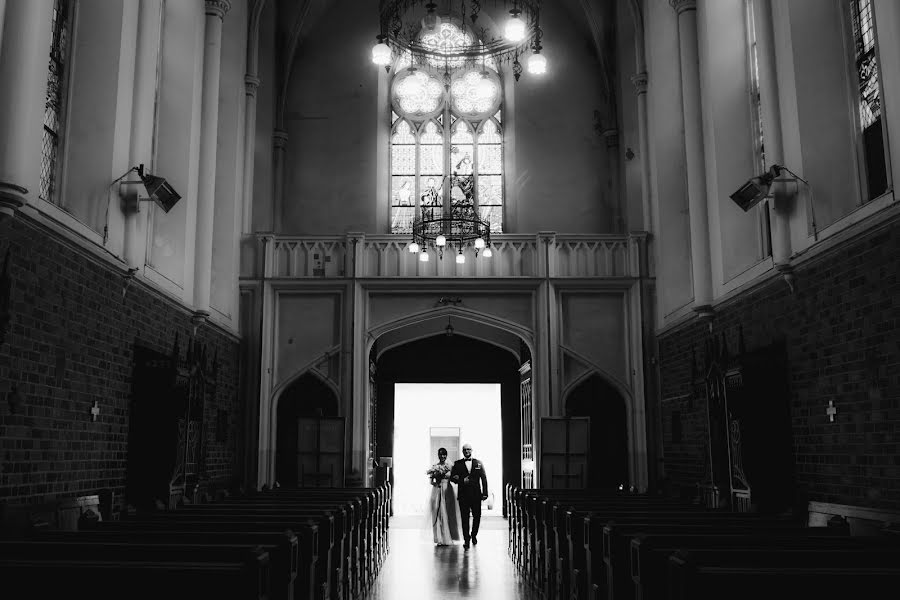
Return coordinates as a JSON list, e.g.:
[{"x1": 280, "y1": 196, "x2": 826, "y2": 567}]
[{"x1": 205, "y1": 0, "x2": 231, "y2": 19}]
